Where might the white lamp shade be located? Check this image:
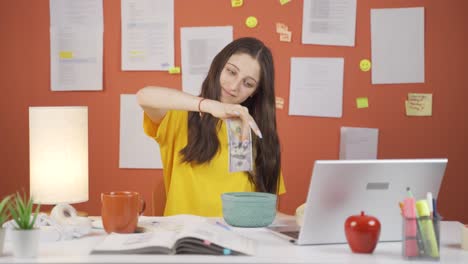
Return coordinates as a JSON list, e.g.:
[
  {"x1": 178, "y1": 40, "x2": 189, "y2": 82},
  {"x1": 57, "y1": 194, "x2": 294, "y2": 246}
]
[{"x1": 29, "y1": 106, "x2": 89, "y2": 204}]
